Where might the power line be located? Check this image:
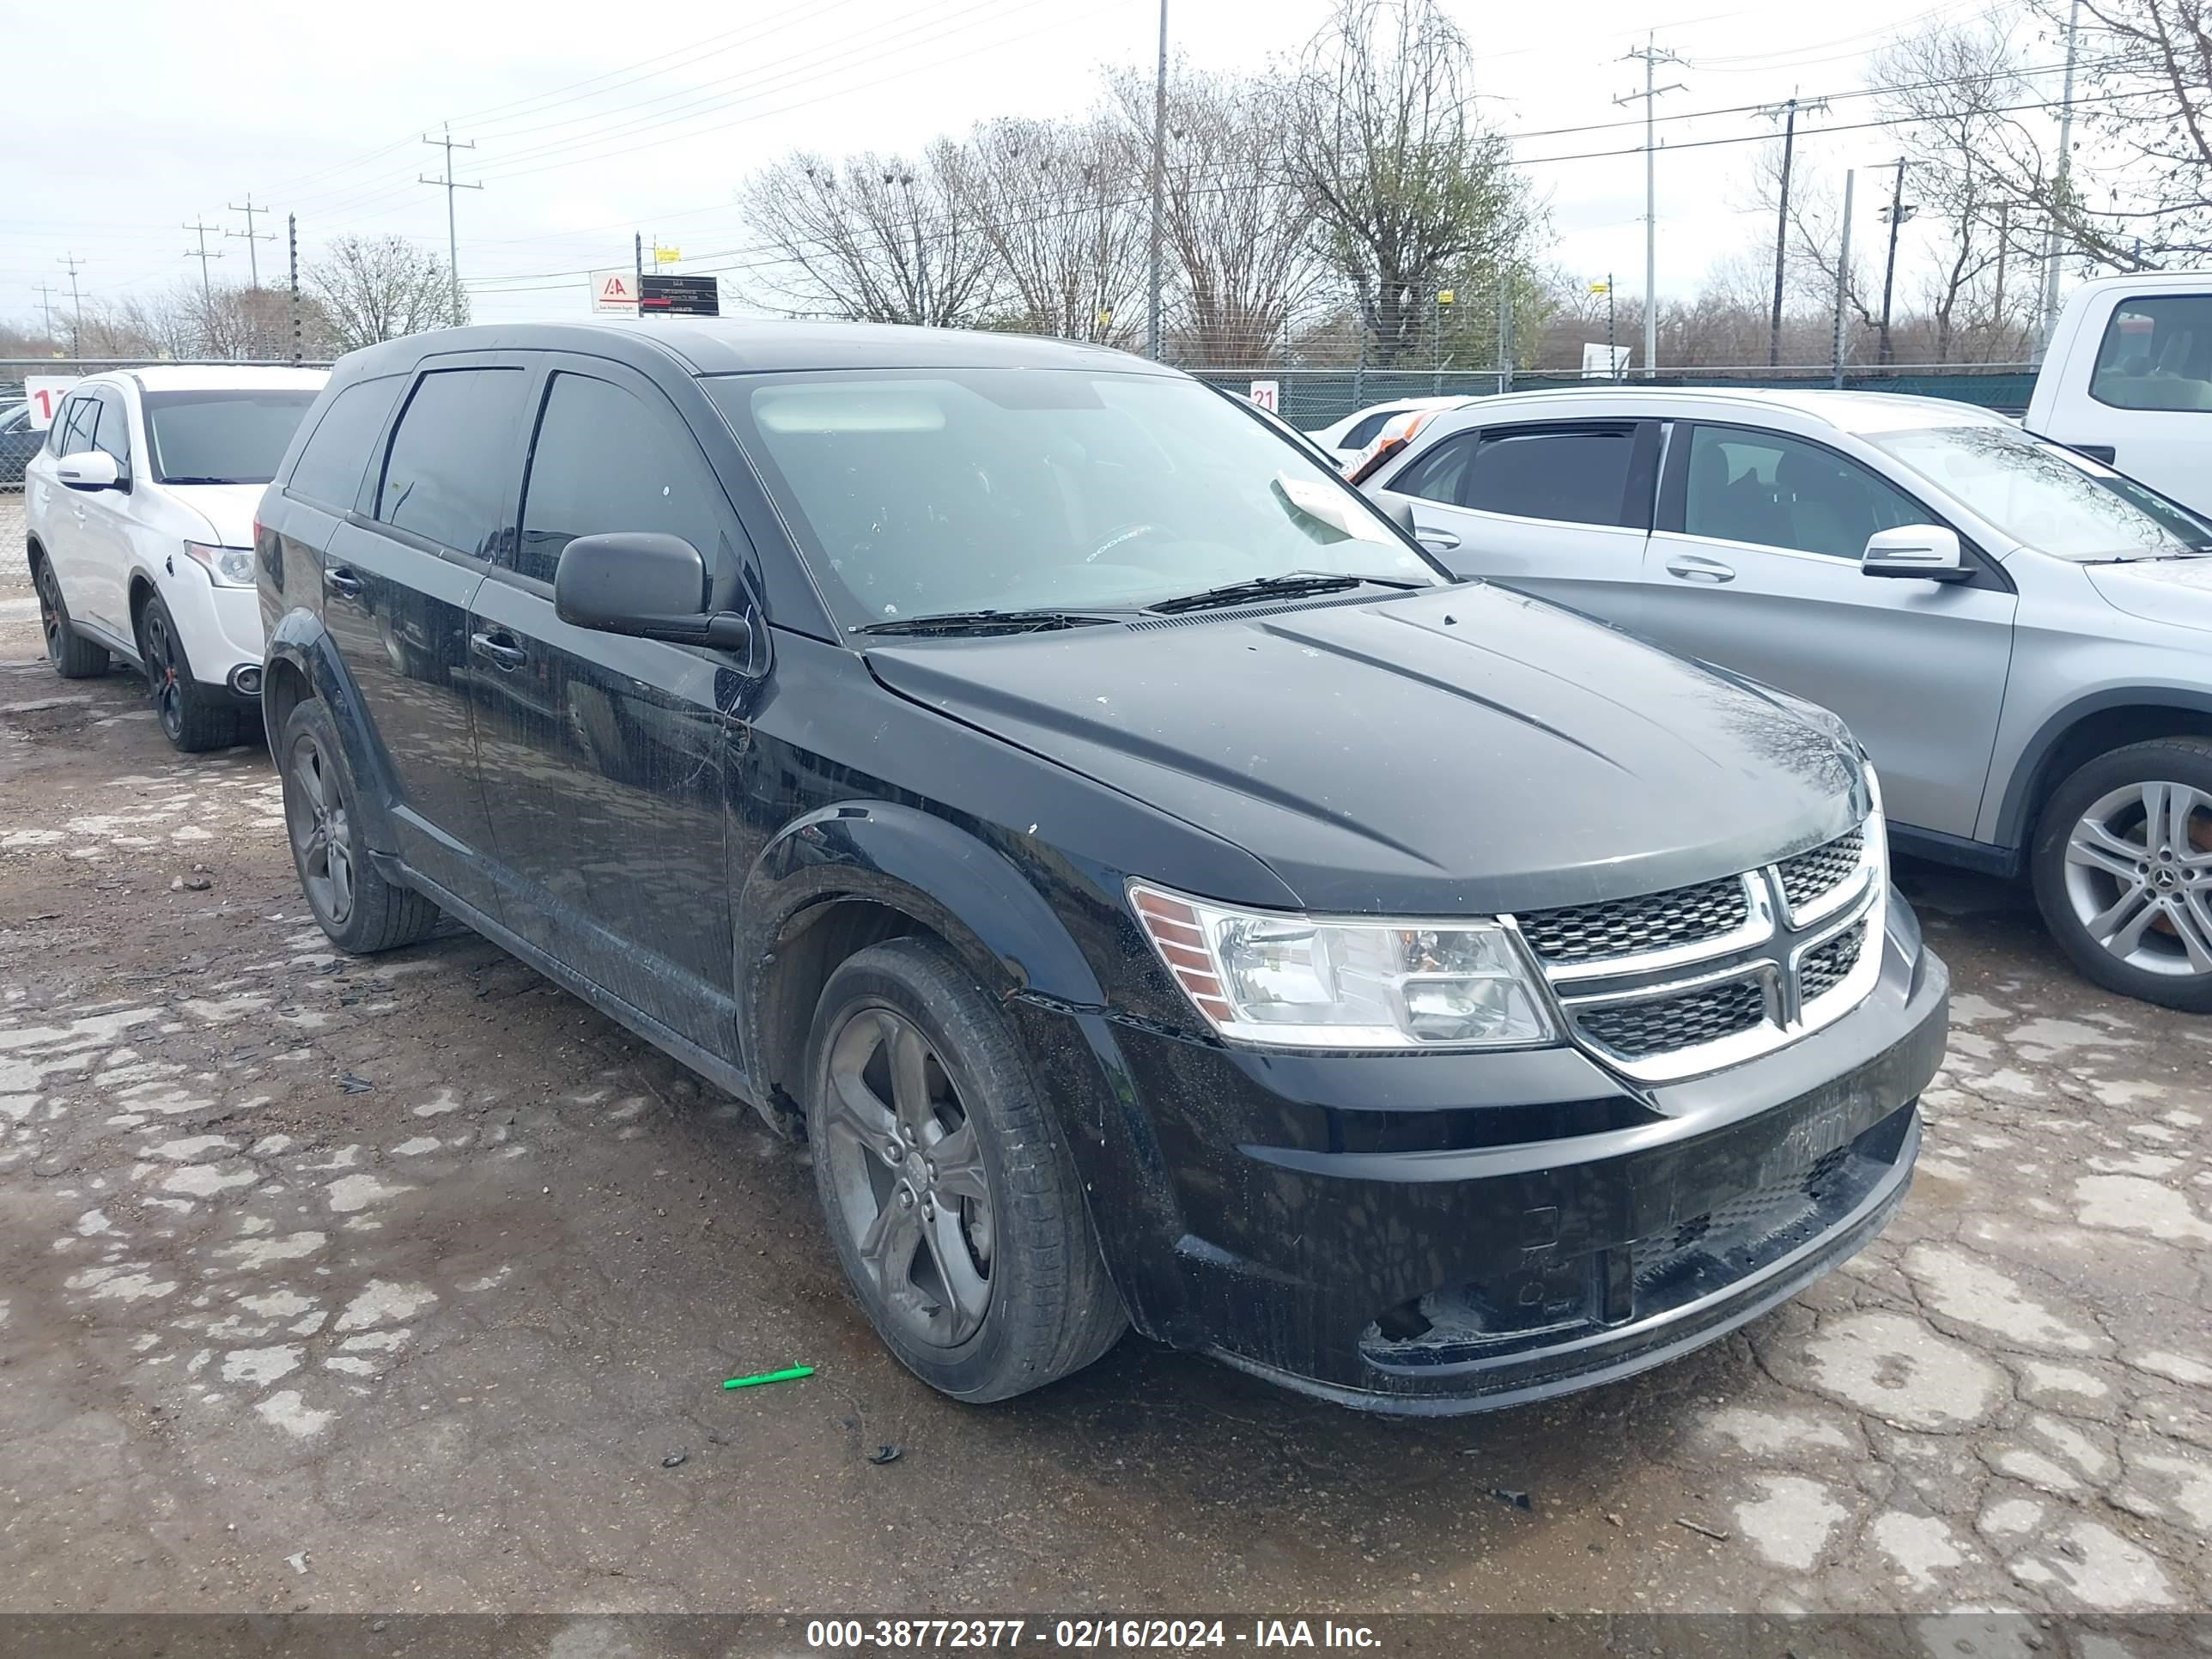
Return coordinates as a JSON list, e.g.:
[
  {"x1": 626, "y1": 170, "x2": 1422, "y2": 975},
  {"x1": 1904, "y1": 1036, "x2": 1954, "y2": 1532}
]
[
  {"x1": 225, "y1": 195, "x2": 276, "y2": 289},
  {"x1": 1620, "y1": 37, "x2": 1687, "y2": 376},
  {"x1": 419, "y1": 126, "x2": 483, "y2": 325},
  {"x1": 181, "y1": 219, "x2": 225, "y2": 307}
]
